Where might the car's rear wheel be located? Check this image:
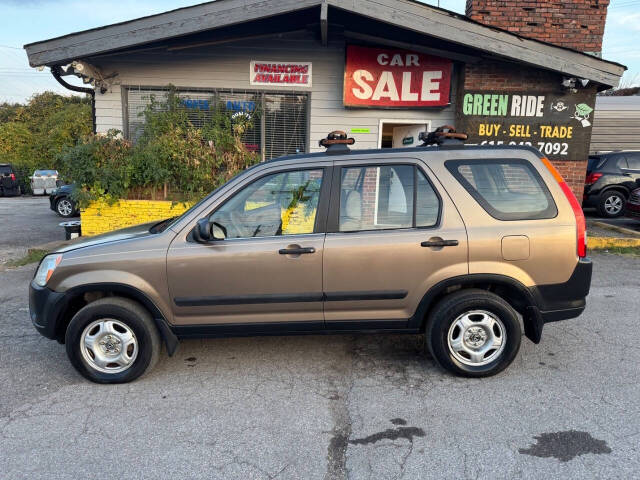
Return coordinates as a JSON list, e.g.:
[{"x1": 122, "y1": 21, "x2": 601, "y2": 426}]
[
  {"x1": 56, "y1": 197, "x2": 75, "y2": 217},
  {"x1": 425, "y1": 289, "x2": 521, "y2": 377},
  {"x1": 65, "y1": 297, "x2": 161, "y2": 383},
  {"x1": 598, "y1": 190, "x2": 626, "y2": 218}
]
